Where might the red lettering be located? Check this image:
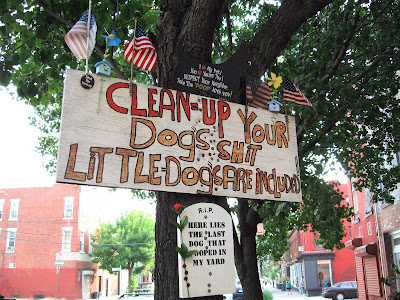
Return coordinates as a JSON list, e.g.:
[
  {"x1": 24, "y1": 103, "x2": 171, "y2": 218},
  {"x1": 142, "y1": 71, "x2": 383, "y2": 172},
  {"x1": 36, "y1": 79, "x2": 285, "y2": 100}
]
[
  {"x1": 159, "y1": 89, "x2": 175, "y2": 120},
  {"x1": 217, "y1": 101, "x2": 230, "y2": 138},
  {"x1": 148, "y1": 88, "x2": 159, "y2": 117}
]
